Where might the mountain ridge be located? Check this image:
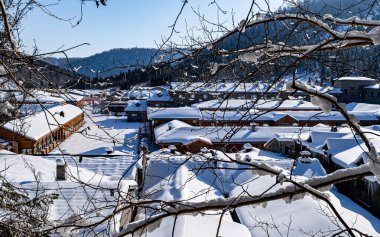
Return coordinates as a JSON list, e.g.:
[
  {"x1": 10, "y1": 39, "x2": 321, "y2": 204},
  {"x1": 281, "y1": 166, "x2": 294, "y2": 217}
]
[{"x1": 45, "y1": 48, "x2": 158, "y2": 77}]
